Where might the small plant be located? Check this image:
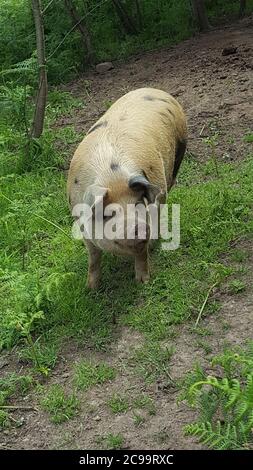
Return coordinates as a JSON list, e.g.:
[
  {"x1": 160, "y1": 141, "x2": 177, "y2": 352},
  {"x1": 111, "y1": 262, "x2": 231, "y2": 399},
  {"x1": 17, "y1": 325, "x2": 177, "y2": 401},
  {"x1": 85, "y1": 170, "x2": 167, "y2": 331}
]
[
  {"x1": 132, "y1": 342, "x2": 173, "y2": 383},
  {"x1": 190, "y1": 326, "x2": 213, "y2": 337},
  {"x1": 228, "y1": 279, "x2": 246, "y2": 294},
  {"x1": 6, "y1": 308, "x2": 48, "y2": 375},
  {"x1": 41, "y1": 384, "x2": 79, "y2": 424},
  {"x1": 0, "y1": 410, "x2": 9, "y2": 429},
  {"x1": 107, "y1": 394, "x2": 129, "y2": 414},
  {"x1": 133, "y1": 394, "x2": 156, "y2": 415},
  {"x1": 230, "y1": 249, "x2": 248, "y2": 263},
  {"x1": 203, "y1": 133, "x2": 220, "y2": 177},
  {"x1": 103, "y1": 99, "x2": 113, "y2": 110},
  {"x1": 133, "y1": 413, "x2": 145, "y2": 426},
  {"x1": 105, "y1": 433, "x2": 124, "y2": 450},
  {"x1": 74, "y1": 361, "x2": 116, "y2": 390},
  {"x1": 243, "y1": 133, "x2": 253, "y2": 143},
  {"x1": 195, "y1": 339, "x2": 213, "y2": 355},
  {"x1": 181, "y1": 341, "x2": 253, "y2": 449},
  {"x1": 0, "y1": 373, "x2": 33, "y2": 405}
]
